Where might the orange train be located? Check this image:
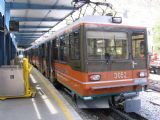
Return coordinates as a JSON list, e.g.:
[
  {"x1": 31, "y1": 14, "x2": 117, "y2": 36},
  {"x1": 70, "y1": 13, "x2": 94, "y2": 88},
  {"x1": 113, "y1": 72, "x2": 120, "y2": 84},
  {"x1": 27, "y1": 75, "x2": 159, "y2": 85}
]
[{"x1": 26, "y1": 16, "x2": 149, "y2": 112}]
